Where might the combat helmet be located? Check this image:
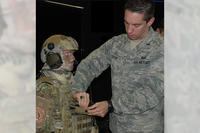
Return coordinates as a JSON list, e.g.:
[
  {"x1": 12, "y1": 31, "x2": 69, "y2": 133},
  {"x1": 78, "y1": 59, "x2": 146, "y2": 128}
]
[{"x1": 41, "y1": 34, "x2": 78, "y2": 69}]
